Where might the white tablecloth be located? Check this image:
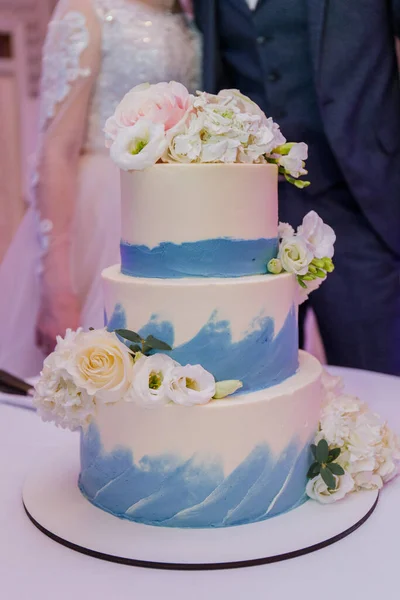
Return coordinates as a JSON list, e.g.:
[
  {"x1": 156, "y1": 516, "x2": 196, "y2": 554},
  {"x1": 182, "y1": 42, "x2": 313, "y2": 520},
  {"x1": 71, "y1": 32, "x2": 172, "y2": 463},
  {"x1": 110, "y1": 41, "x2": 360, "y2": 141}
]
[{"x1": 1, "y1": 366, "x2": 399, "y2": 600}]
